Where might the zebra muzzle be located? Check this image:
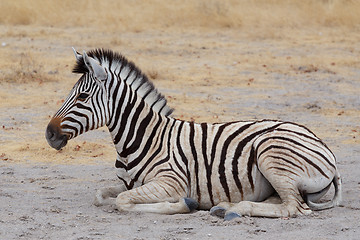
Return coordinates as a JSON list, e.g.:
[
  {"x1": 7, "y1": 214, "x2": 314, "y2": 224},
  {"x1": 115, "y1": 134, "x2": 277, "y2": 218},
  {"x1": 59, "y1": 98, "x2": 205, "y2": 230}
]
[{"x1": 45, "y1": 118, "x2": 68, "y2": 150}]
